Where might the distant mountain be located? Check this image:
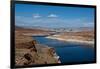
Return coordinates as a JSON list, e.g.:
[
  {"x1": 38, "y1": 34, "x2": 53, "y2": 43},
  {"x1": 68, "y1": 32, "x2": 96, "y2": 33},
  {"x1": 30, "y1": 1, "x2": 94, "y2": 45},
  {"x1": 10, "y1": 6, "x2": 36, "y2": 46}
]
[
  {"x1": 15, "y1": 25, "x2": 54, "y2": 31},
  {"x1": 15, "y1": 25, "x2": 94, "y2": 32},
  {"x1": 76, "y1": 27, "x2": 94, "y2": 31},
  {"x1": 15, "y1": 26, "x2": 25, "y2": 29}
]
